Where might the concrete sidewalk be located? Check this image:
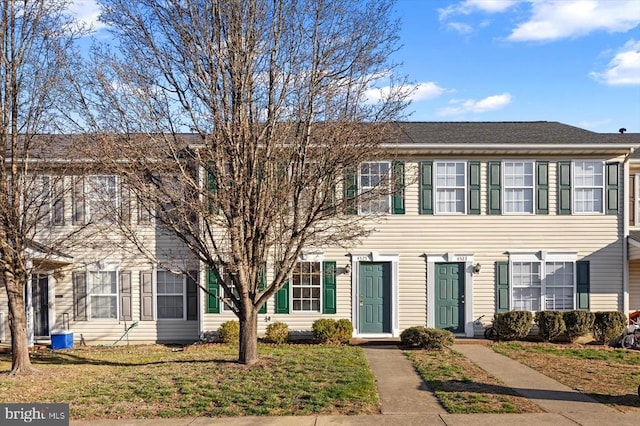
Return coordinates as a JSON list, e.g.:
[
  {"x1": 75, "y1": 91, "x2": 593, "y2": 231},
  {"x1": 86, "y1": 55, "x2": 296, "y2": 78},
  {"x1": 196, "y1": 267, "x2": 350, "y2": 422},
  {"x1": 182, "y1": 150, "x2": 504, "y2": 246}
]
[{"x1": 70, "y1": 341, "x2": 639, "y2": 426}]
